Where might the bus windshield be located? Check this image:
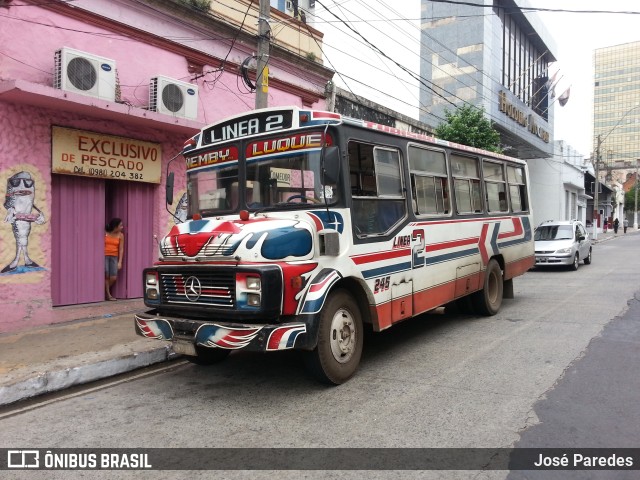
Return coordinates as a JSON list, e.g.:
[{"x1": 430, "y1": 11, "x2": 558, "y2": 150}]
[{"x1": 187, "y1": 148, "x2": 341, "y2": 217}]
